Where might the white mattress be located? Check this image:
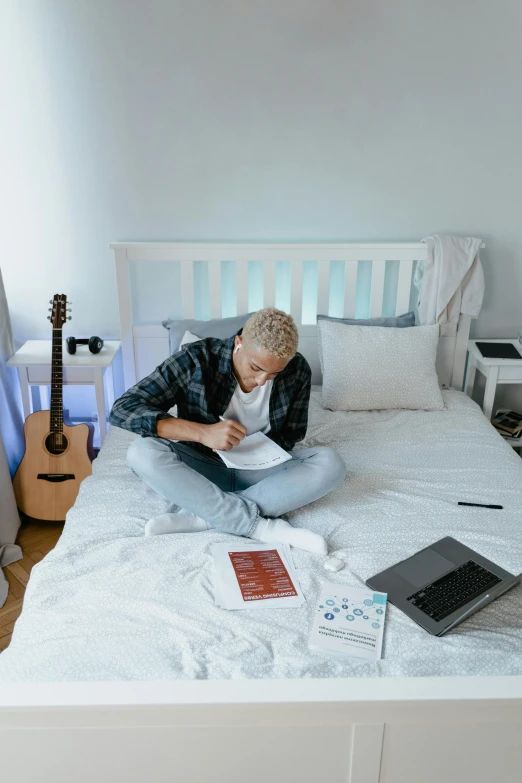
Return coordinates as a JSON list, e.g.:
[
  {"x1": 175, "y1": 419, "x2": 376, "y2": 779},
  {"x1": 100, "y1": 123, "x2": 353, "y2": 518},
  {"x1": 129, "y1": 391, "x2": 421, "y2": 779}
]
[{"x1": 2, "y1": 389, "x2": 522, "y2": 681}]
